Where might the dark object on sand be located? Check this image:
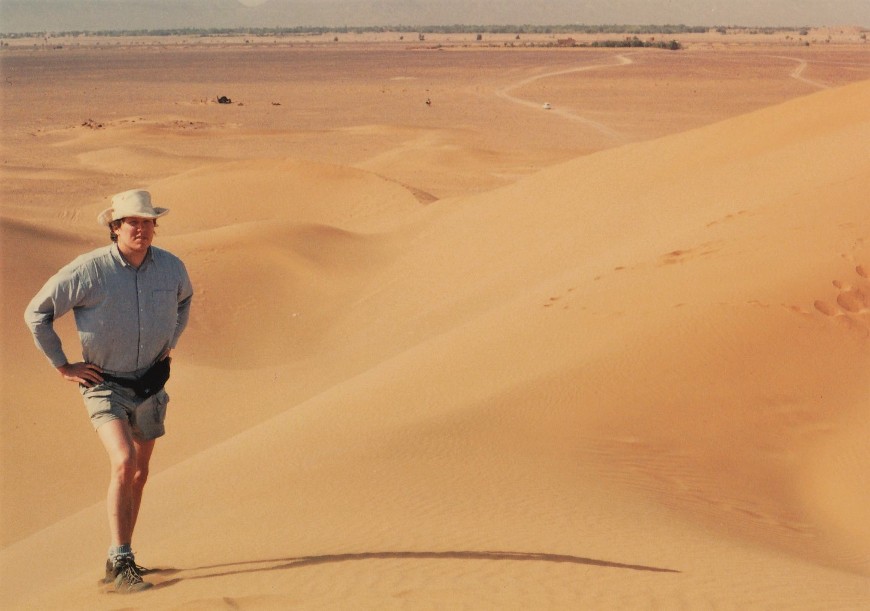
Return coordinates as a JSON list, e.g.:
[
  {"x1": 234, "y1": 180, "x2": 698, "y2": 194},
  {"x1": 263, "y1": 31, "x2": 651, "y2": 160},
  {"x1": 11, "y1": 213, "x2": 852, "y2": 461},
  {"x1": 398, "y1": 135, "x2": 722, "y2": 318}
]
[{"x1": 217, "y1": 96, "x2": 232, "y2": 104}]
